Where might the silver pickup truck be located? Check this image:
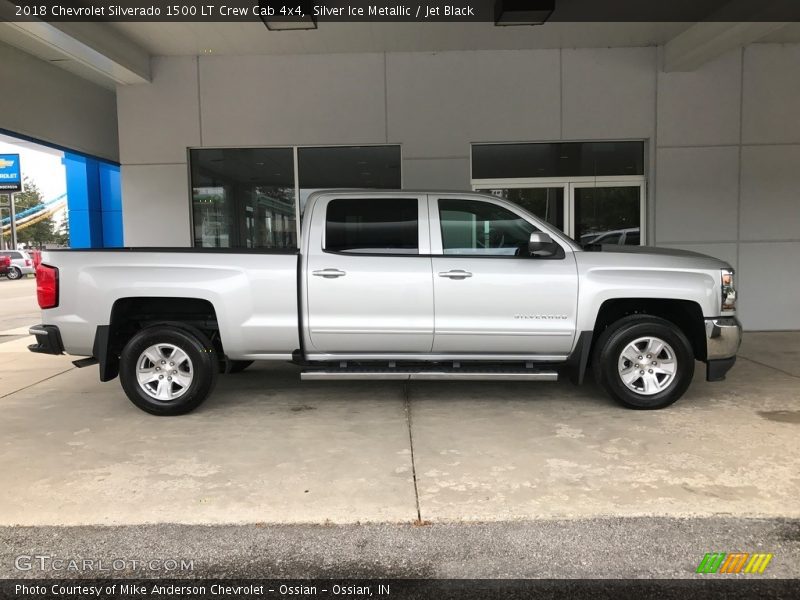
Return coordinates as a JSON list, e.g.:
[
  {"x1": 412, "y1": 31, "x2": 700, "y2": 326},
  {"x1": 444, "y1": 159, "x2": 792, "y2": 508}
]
[{"x1": 29, "y1": 190, "x2": 741, "y2": 415}]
